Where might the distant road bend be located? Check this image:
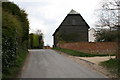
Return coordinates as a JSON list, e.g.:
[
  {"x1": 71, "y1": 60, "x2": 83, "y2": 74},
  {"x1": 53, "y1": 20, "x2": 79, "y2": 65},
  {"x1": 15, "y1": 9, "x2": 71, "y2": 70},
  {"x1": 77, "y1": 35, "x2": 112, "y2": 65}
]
[{"x1": 19, "y1": 49, "x2": 106, "y2": 78}]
